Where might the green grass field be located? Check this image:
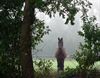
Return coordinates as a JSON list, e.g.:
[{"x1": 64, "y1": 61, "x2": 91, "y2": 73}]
[
  {"x1": 34, "y1": 58, "x2": 100, "y2": 78},
  {"x1": 52, "y1": 59, "x2": 100, "y2": 70},
  {"x1": 51, "y1": 59, "x2": 79, "y2": 70},
  {"x1": 34, "y1": 58, "x2": 100, "y2": 70}
]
